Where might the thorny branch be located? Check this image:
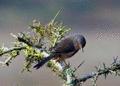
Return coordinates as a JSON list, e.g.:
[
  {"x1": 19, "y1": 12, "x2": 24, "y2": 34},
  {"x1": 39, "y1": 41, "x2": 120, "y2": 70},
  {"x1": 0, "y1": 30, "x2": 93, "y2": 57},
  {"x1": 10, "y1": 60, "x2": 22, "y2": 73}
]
[{"x1": 70, "y1": 57, "x2": 120, "y2": 86}]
